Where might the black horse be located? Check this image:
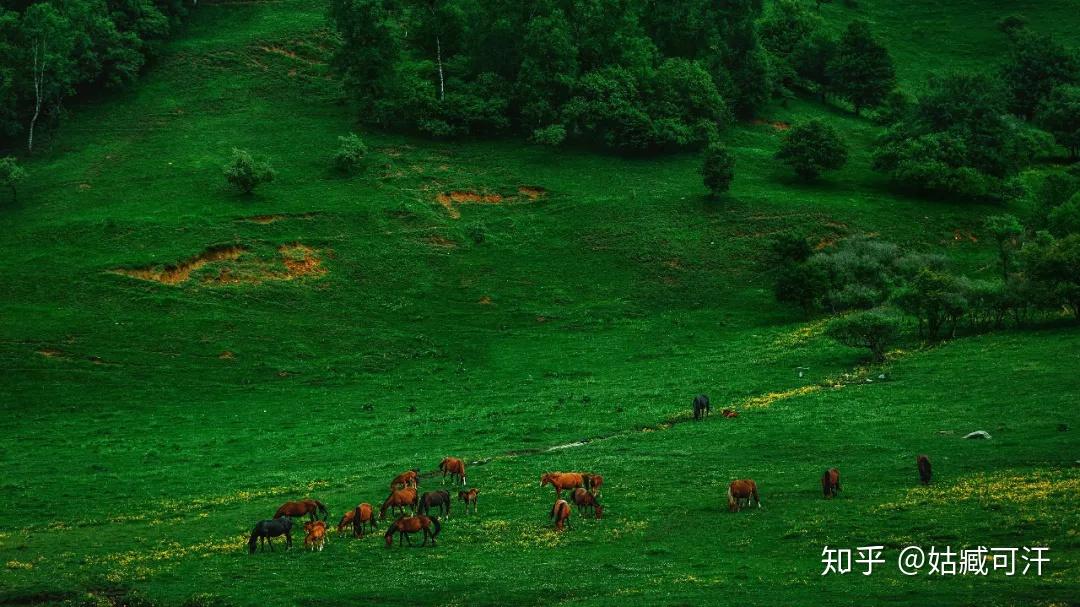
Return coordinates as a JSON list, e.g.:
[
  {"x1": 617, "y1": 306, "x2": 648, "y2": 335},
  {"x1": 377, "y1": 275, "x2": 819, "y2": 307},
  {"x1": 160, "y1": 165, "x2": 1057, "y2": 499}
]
[
  {"x1": 417, "y1": 490, "x2": 451, "y2": 518},
  {"x1": 693, "y1": 394, "x2": 711, "y2": 421},
  {"x1": 248, "y1": 517, "x2": 293, "y2": 554}
]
